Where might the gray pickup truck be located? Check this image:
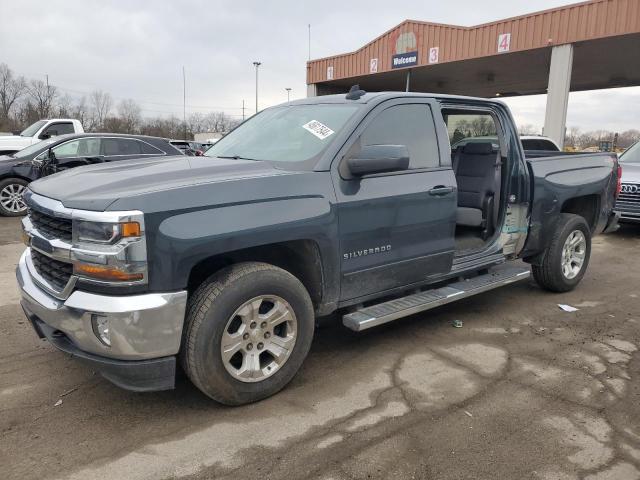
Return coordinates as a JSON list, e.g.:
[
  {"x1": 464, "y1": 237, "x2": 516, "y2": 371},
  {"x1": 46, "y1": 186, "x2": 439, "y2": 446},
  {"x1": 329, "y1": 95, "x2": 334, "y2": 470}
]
[{"x1": 16, "y1": 90, "x2": 620, "y2": 405}]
